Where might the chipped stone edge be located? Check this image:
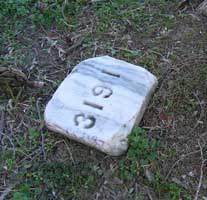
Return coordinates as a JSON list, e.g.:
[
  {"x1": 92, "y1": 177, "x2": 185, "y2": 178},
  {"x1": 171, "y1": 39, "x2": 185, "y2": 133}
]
[{"x1": 44, "y1": 118, "x2": 128, "y2": 156}]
